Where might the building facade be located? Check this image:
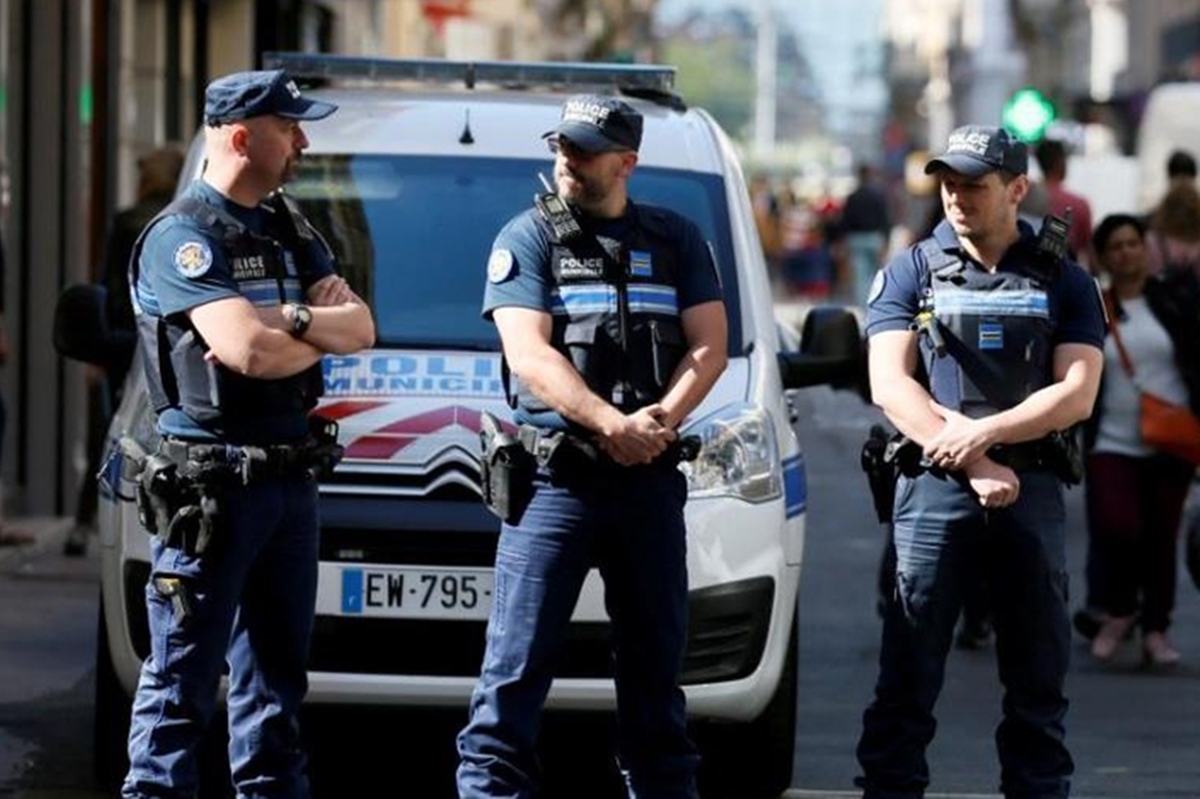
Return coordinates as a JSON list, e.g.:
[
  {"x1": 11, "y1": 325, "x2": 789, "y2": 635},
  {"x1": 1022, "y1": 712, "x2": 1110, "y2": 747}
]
[{"x1": 1, "y1": 0, "x2": 661, "y2": 517}]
